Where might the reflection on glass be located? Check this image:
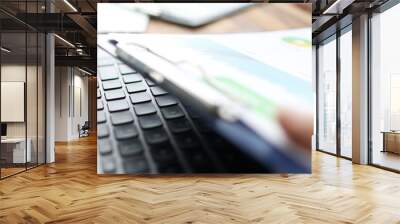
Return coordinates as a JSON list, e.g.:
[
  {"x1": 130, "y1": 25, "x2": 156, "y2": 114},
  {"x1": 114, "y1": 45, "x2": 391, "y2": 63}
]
[
  {"x1": 340, "y1": 29, "x2": 352, "y2": 158},
  {"x1": 318, "y1": 37, "x2": 337, "y2": 154},
  {"x1": 38, "y1": 33, "x2": 46, "y2": 165},
  {"x1": 371, "y1": 4, "x2": 400, "y2": 171},
  {"x1": 27, "y1": 31, "x2": 38, "y2": 169},
  {"x1": 1, "y1": 31, "x2": 27, "y2": 177}
]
